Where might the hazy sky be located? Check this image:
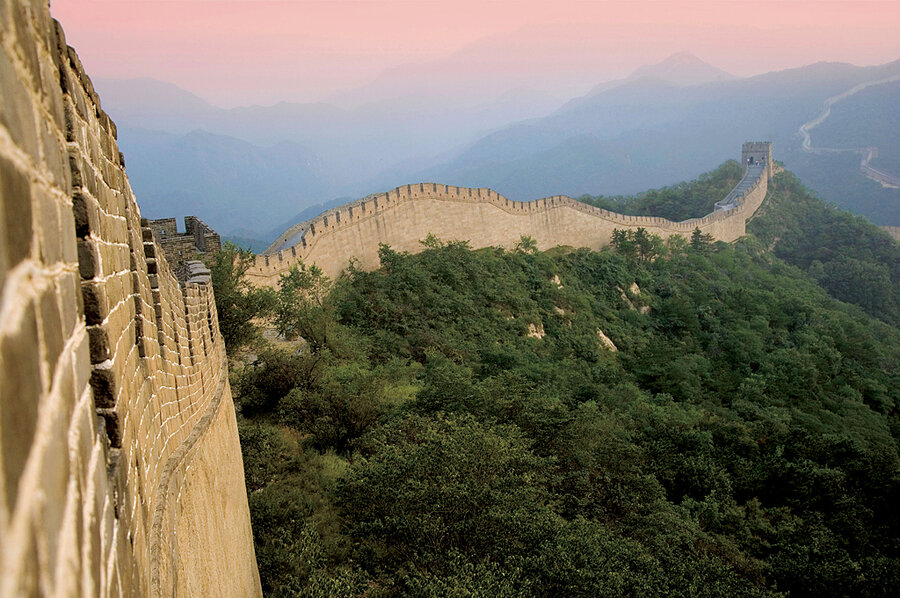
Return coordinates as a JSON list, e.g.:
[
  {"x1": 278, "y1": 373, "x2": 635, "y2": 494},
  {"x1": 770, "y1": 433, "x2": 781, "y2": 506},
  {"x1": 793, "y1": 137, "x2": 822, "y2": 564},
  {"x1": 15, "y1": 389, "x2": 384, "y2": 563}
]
[{"x1": 51, "y1": 1, "x2": 900, "y2": 107}]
